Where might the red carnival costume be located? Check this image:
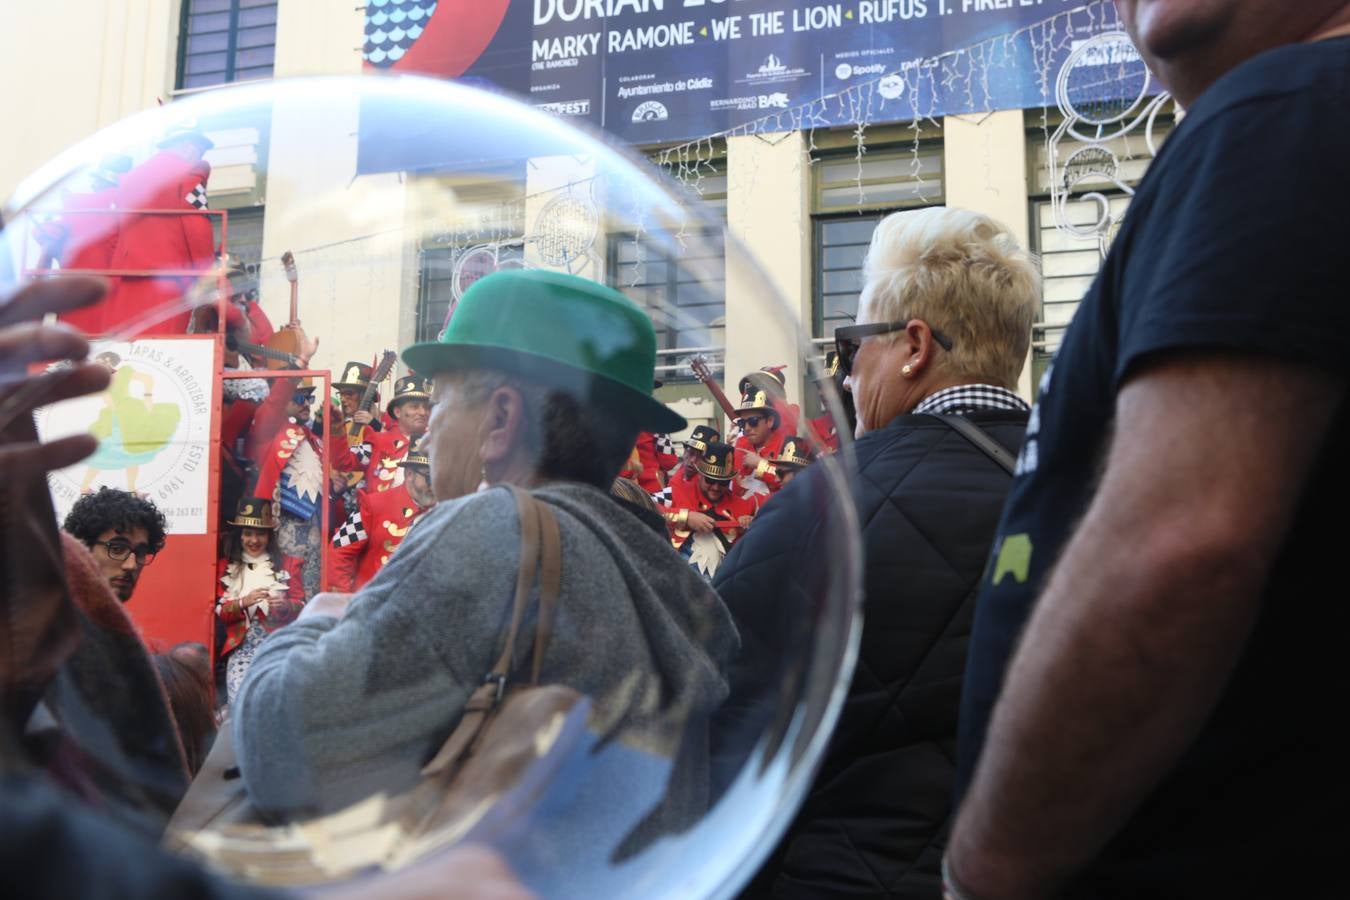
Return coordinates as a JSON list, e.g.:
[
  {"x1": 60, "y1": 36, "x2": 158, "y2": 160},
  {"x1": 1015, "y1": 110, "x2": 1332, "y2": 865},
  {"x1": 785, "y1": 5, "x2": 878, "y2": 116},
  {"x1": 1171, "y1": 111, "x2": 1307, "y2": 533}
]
[
  {"x1": 328, "y1": 482, "x2": 430, "y2": 591},
  {"x1": 215, "y1": 554, "x2": 306, "y2": 656},
  {"x1": 663, "y1": 443, "x2": 760, "y2": 578},
  {"x1": 46, "y1": 187, "x2": 122, "y2": 333},
  {"x1": 631, "y1": 431, "x2": 679, "y2": 494},
  {"x1": 103, "y1": 140, "x2": 215, "y2": 335},
  {"x1": 807, "y1": 413, "x2": 841, "y2": 454},
  {"x1": 349, "y1": 375, "x2": 430, "y2": 493},
  {"x1": 733, "y1": 429, "x2": 790, "y2": 499}
]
